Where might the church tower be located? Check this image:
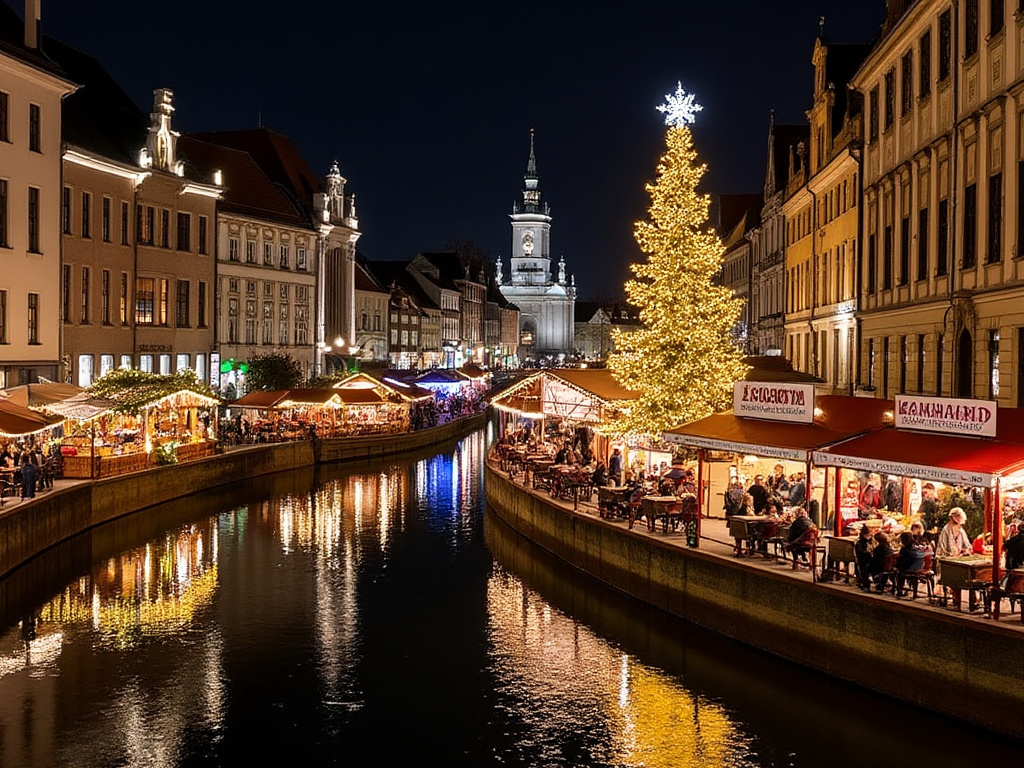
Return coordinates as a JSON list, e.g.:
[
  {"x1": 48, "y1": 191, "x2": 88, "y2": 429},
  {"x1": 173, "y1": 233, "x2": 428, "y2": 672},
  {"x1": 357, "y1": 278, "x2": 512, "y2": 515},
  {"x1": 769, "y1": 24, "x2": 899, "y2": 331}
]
[{"x1": 497, "y1": 130, "x2": 575, "y2": 363}]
